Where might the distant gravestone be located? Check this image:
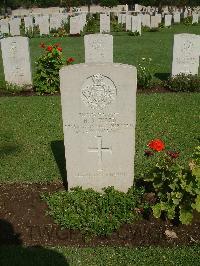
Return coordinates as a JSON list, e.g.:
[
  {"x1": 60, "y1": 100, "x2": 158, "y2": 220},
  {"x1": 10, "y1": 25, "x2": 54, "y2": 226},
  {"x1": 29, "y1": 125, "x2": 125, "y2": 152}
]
[
  {"x1": 84, "y1": 34, "x2": 113, "y2": 63},
  {"x1": 131, "y1": 16, "x2": 141, "y2": 35},
  {"x1": 118, "y1": 14, "x2": 122, "y2": 24},
  {"x1": 0, "y1": 19, "x2": 9, "y2": 34},
  {"x1": 24, "y1": 16, "x2": 33, "y2": 32},
  {"x1": 142, "y1": 14, "x2": 150, "y2": 27},
  {"x1": 121, "y1": 14, "x2": 126, "y2": 24},
  {"x1": 173, "y1": 12, "x2": 180, "y2": 23},
  {"x1": 9, "y1": 18, "x2": 21, "y2": 36},
  {"x1": 155, "y1": 13, "x2": 162, "y2": 24},
  {"x1": 1, "y1": 37, "x2": 32, "y2": 85},
  {"x1": 192, "y1": 13, "x2": 199, "y2": 24},
  {"x1": 126, "y1": 15, "x2": 132, "y2": 31},
  {"x1": 172, "y1": 34, "x2": 200, "y2": 76},
  {"x1": 70, "y1": 16, "x2": 81, "y2": 34},
  {"x1": 38, "y1": 15, "x2": 49, "y2": 35},
  {"x1": 50, "y1": 14, "x2": 61, "y2": 30},
  {"x1": 60, "y1": 63, "x2": 137, "y2": 192},
  {"x1": 100, "y1": 13, "x2": 110, "y2": 33},
  {"x1": 165, "y1": 14, "x2": 172, "y2": 27},
  {"x1": 150, "y1": 15, "x2": 159, "y2": 28}
]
